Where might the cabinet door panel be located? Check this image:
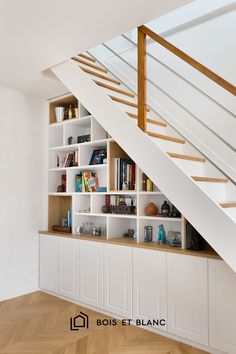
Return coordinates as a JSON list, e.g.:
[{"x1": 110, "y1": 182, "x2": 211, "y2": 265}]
[
  {"x1": 79, "y1": 240, "x2": 103, "y2": 309},
  {"x1": 104, "y1": 244, "x2": 132, "y2": 318},
  {"x1": 167, "y1": 253, "x2": 208, "y2": 345},
  {"x1": 39, "y1": 235, "x2": 59, "y2": 294},
  {"x1": 133, "y1": 249, "x2": 166, "y2": 330},
  {"x1": 59, "y1": 237, "x2": 78, "y2": 300},
  {"x1": 209, "y1": 259, "x2": 236, "y2": 354}
]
